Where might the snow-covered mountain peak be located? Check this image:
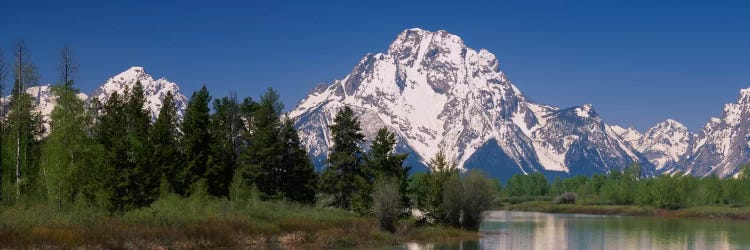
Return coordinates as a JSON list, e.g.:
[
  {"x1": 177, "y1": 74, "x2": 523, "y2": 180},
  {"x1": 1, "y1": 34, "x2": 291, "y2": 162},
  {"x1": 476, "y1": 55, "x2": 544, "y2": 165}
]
[
  {"x1": 738, "y1": 86, "x2": 750, "y2": 104},
  {"x1": 573, "y1": 104, "x2": 596, "y2": 118},
  {"x1": 387, "y1": 29, "x2": 466, "y2": 58},
  {"x1": 611, "y1": 119, "x2": 692, "y2": 171},
  {"x1": 1, "y1": 84, "x2": 88, "y2": 136},
  {"x1": 683, "y1": 84, "x2": 750, "y2": 177},
  {"x1": 292, "y1": 28, "x2": 651, "y2": 178},
  {"x1": 93, "y1": 66, "x2": 188, "y2": 120},
  {"x1": 654, "y1": 119, "x2": 688, "y2": 131},
  {"x1": 113, "y1": 66, "x2": 148, "y2": 82},
  {"x1": 611, "y1": 125, "x2": 642, "y2": 147}
]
